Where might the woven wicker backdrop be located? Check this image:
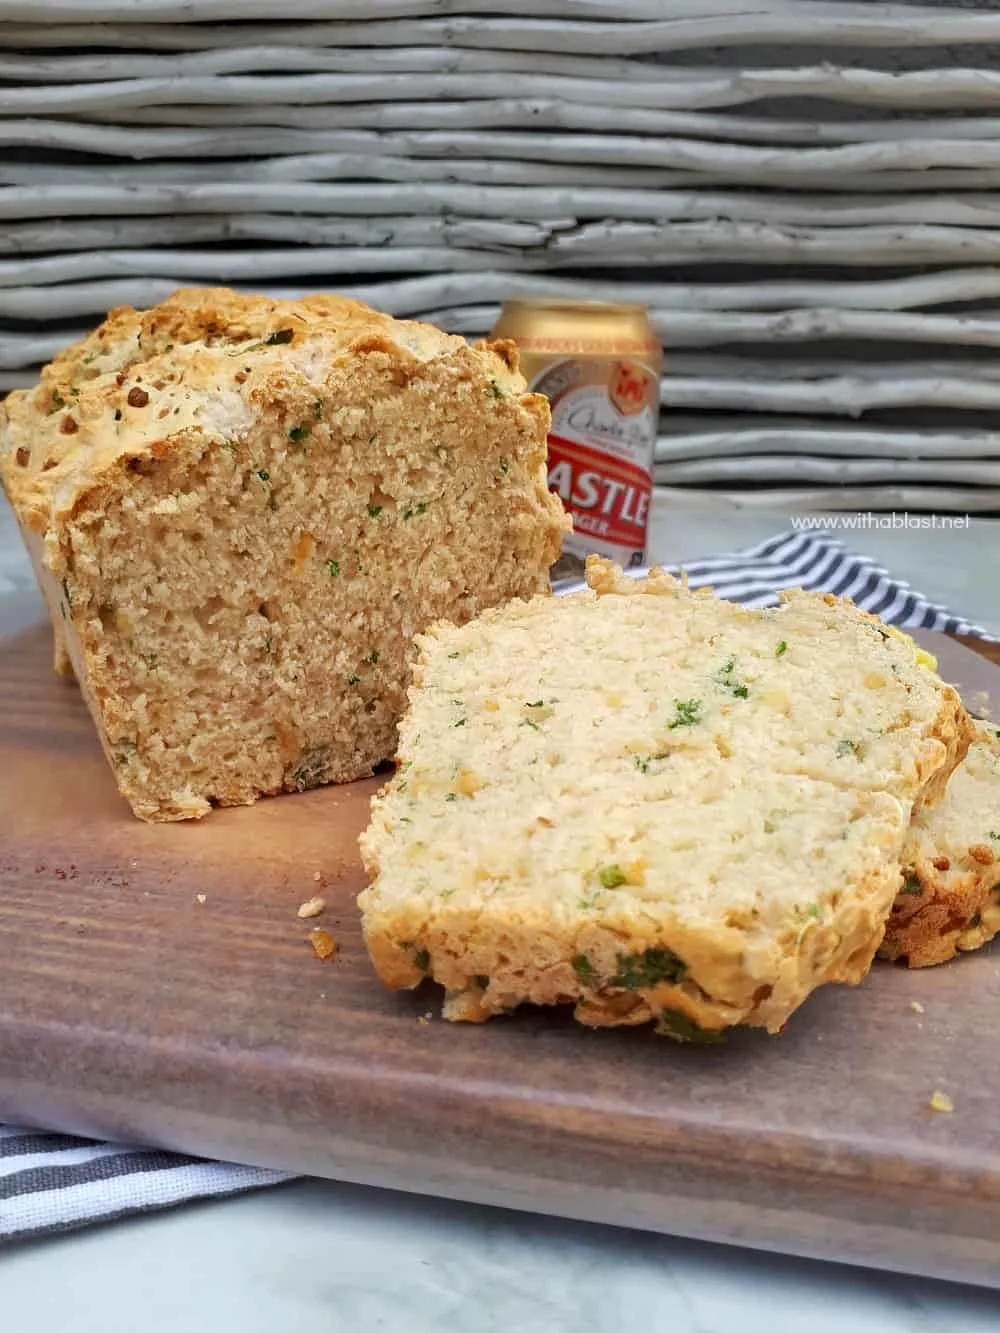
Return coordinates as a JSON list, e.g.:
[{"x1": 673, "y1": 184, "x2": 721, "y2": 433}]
[{"x1": 1, "y1": 0, "x2": 999, "y2": 514}]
